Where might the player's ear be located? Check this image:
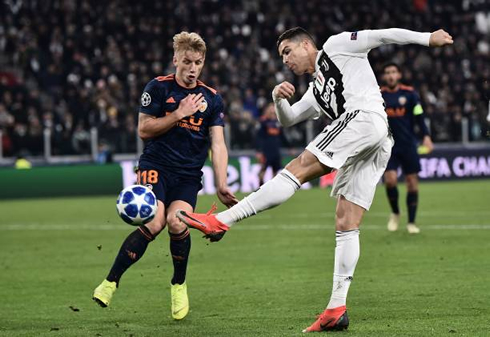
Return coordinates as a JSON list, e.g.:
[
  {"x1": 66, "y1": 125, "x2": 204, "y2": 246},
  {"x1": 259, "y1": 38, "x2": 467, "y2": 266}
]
[
  {"x1": 172, "y1": 54, "x2": 178, "y2": 67},
  {"x1": 301, "y1": 39, "x2": 312, "y2": 50}
]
